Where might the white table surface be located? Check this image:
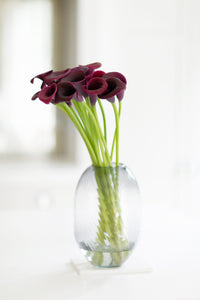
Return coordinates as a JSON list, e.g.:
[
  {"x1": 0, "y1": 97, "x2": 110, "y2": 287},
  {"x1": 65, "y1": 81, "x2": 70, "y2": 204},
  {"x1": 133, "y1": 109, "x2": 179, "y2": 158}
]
[{"x1": 0, "y1": 204, "x2": 200, "y2": 300}]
